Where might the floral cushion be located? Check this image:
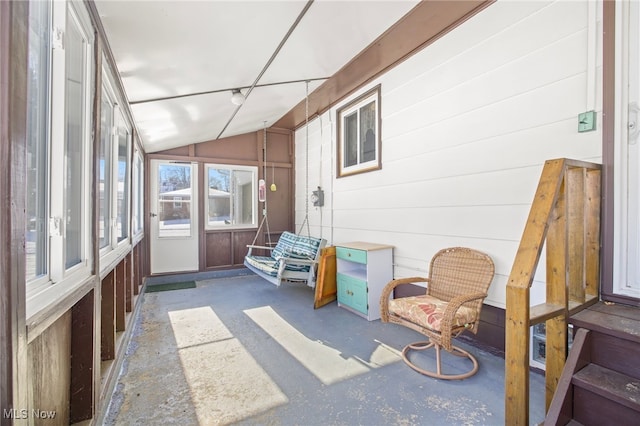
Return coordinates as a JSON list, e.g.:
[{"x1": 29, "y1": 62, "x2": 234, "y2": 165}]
[{"x1": 388, "y1": 295, "x2": 476, "y2": 332}]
